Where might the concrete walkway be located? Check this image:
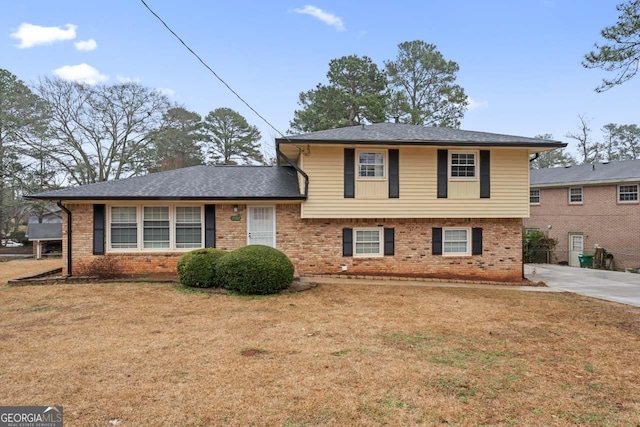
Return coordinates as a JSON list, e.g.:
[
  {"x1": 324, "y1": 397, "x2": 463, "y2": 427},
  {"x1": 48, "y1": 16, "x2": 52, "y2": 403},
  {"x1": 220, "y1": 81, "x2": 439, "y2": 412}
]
[{"x1": 525, "y1": 264, "x2": 640, "y2": 307}]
